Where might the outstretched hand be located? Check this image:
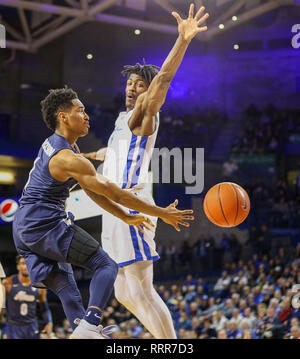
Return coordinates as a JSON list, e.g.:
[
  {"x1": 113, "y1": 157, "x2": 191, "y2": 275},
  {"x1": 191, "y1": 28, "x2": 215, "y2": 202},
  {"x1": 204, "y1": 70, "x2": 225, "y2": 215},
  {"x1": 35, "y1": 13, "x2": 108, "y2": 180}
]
[
  {"x1": 161, "y1": 199, "x2": 194, "y2": 232},
  {"x1": 172, "y1": 4, "x2": 209, "y2": 43},
  {"x1": 123, "y1": 213, "x2": 155, "y2": 234}
]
